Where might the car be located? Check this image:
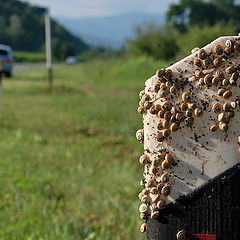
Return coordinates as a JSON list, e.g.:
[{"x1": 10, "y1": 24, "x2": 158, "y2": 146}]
[
  {"x1": 65, "y1": 56, "x2": 78, "y2": 65},
  {"x1": 0, "y1": 44, "x2": 13, "y2": 77}
]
